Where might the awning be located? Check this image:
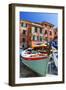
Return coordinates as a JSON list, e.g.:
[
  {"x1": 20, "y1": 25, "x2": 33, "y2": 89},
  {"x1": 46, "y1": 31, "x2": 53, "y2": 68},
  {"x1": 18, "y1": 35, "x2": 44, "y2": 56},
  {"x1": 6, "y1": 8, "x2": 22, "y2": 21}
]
[{"x1": 32, "y1": 44, "x2": 47, "y2": 48}]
